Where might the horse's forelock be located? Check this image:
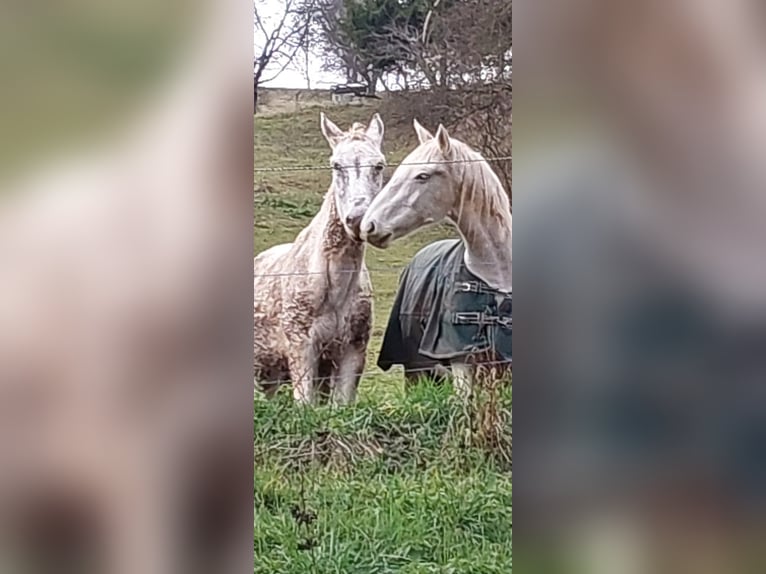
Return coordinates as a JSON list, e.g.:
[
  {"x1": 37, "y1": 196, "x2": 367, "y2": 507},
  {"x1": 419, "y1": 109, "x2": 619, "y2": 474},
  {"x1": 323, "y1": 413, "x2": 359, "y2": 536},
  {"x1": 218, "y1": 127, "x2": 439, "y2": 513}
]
[
  {"x1": 339, "y1": 122, "x2": 371, "y2": 143},
  {"x1": 337, "y1": 129, "x2": 376, "y2": 146},
  {"x1": 412, "y1": 135, "x2": 473, "y2": 167},
  {"x1": 442, "y1": 139, "x2": 510, "y2": 221}
]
